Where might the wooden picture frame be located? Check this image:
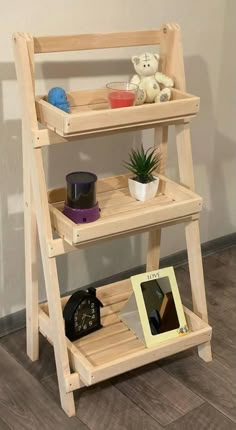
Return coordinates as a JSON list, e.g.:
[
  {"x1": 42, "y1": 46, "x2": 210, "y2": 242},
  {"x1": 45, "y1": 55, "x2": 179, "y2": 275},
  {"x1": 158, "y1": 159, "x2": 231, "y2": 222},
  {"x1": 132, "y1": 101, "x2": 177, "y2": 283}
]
[{"x1": 120, "y1": 267, "x2": 188, "y2": 348}]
